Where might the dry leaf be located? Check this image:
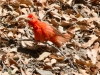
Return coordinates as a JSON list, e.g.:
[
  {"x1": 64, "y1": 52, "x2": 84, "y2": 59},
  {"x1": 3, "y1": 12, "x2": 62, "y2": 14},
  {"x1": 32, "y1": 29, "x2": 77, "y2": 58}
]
[
  {"x1": 2, "y1": 54, "x2": 18, "y2": 67},
  {"x1": 26, "y1": 68, "x2": 33, "y2": 75},
  {"x1": 44, "y1": 58, "x2": 50, "y2": 63},
  {"x1": 67, "y1": 26, "x2": 80, "y2": 34},
  {"x1": 49, "y1": 4, "x2": 60, "y2": 9},
  {"x1": 21, "y1": 36, "x2": 33, "y2": 47},
  {"x1": 21, "y1": 8, "x2": 28, "y2": 14},
  {"x1": 96, "y1": 62, "x2": 100, "y2": 69},
  {"x1": 18, "y1": 29, "x2": 25, "y2": 34},
  {"x1": 20, "y1": 68, "x2": 26, "y2": 75},
  {"x1": 50, "y1": 58, "x2": 57, "y2": 65},
  {"x1": 79, "y1": 69, "x2": 89, "y2": 75},
  {"x1": 74, "y1": 54, "x2": 80, "y2": 60},
  {"x1": 72, "y1": 71, "x2": 82, "y2": 75},
  {"x1": 7, "y1": 52, "x2": 15, "y2": 58},
  {"x1": 1, "y1": 72, "x2": 9, "y2": 75},
  {"x1": 8, "y1": 31, "x2": 13, "y2": 38},
  {"x1": 51, "y1": 19, "x2": 59, "y2": 26},
  {"x1": 21, "y1": 41, "x2": 27, "y2": 47},
  {"x1": 39, "y1": 10, "x2": 45, "y2": 20},
  {"x1": 10, "y1": 47, "x2": 17, "y2": 52},
  {"x1": 46, "y1": 62, "x2": 52, "y2": 66},
  {"x1": 49, "y1": 54, "x2": 64, "y2": 61},
  {"x1": 36, "y1": 68, "x2": 53, "y2": 75},
  {"x1": 82, "y1": 35, "x2": 98, "y2": 48},
  {"x1": 86, "y1": 42, "x2": 99, "y2": 64},
  {"x1": 76, "y1": 59, "x2": 95, "y2": 68},
  {"x1": 37, "y1": 52, "x2": 51, "y2": 60},
  {"x1": 37, "y1": 0, "x2": 47, "y2": 7},
  {"x1": 16, "y1": 14, "x2": 28, "y2": 21},
  {"x1": 11, "y1": 65, "x2": 19, "y2": 74},
  {"x1": 59, "y1": 0, "x2": 66, "y2": 3},
  {"x1": 61, "y1": 20, "x2": 71, "y2": 27},
  {"x1": 66, "y1": 0, "x2": 74, "y2": 6},
  {"x1": 87, "y1": 17, "x2": 100, "y2": 23},
  {"x1": 50, "y1": 10, "x2": 60, "y2": 18},
  {"x1": 18, "y1": 0, "x2": 33, "y2": 6},
  {"x1": 58, "y1": 26, "x2": 65, "y2": 33}
]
